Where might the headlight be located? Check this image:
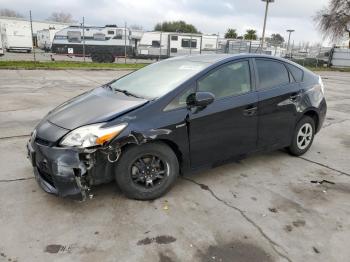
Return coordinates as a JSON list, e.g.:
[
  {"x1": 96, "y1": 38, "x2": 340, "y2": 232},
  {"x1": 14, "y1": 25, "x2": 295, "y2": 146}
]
[{"x1": 60, "y1": 123, "x2": 127, "y2": 148}]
